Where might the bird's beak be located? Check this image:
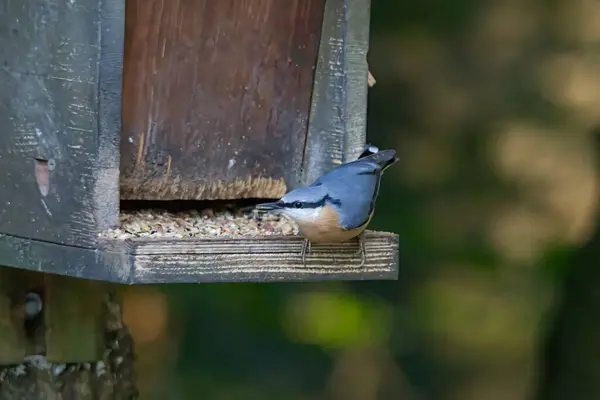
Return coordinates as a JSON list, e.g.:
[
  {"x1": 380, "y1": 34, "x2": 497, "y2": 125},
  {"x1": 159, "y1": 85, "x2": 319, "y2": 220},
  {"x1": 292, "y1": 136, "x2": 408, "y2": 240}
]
[{"x1": 255, "y1": 201, "x2": 283, "y2": 211}]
